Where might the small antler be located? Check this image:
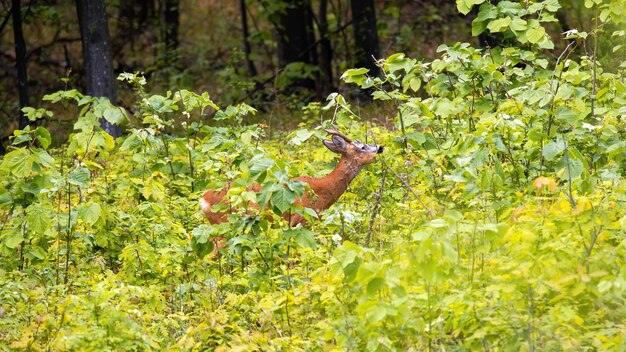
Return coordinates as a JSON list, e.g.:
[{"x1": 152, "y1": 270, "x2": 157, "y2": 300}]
[{"x1": 323, "y1": 128, "x2": 353, "y2": 143}]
